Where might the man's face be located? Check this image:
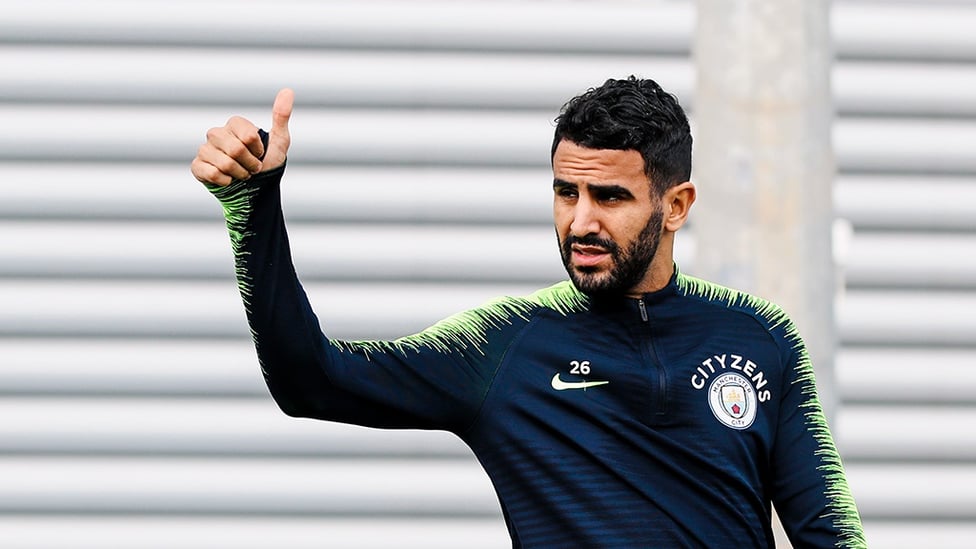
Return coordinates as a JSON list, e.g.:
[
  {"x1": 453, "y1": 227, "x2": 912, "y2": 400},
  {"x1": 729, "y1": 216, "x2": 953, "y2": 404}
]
[{"x1": 552, "y1": 140, "x2": 665, "y2": 297}]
